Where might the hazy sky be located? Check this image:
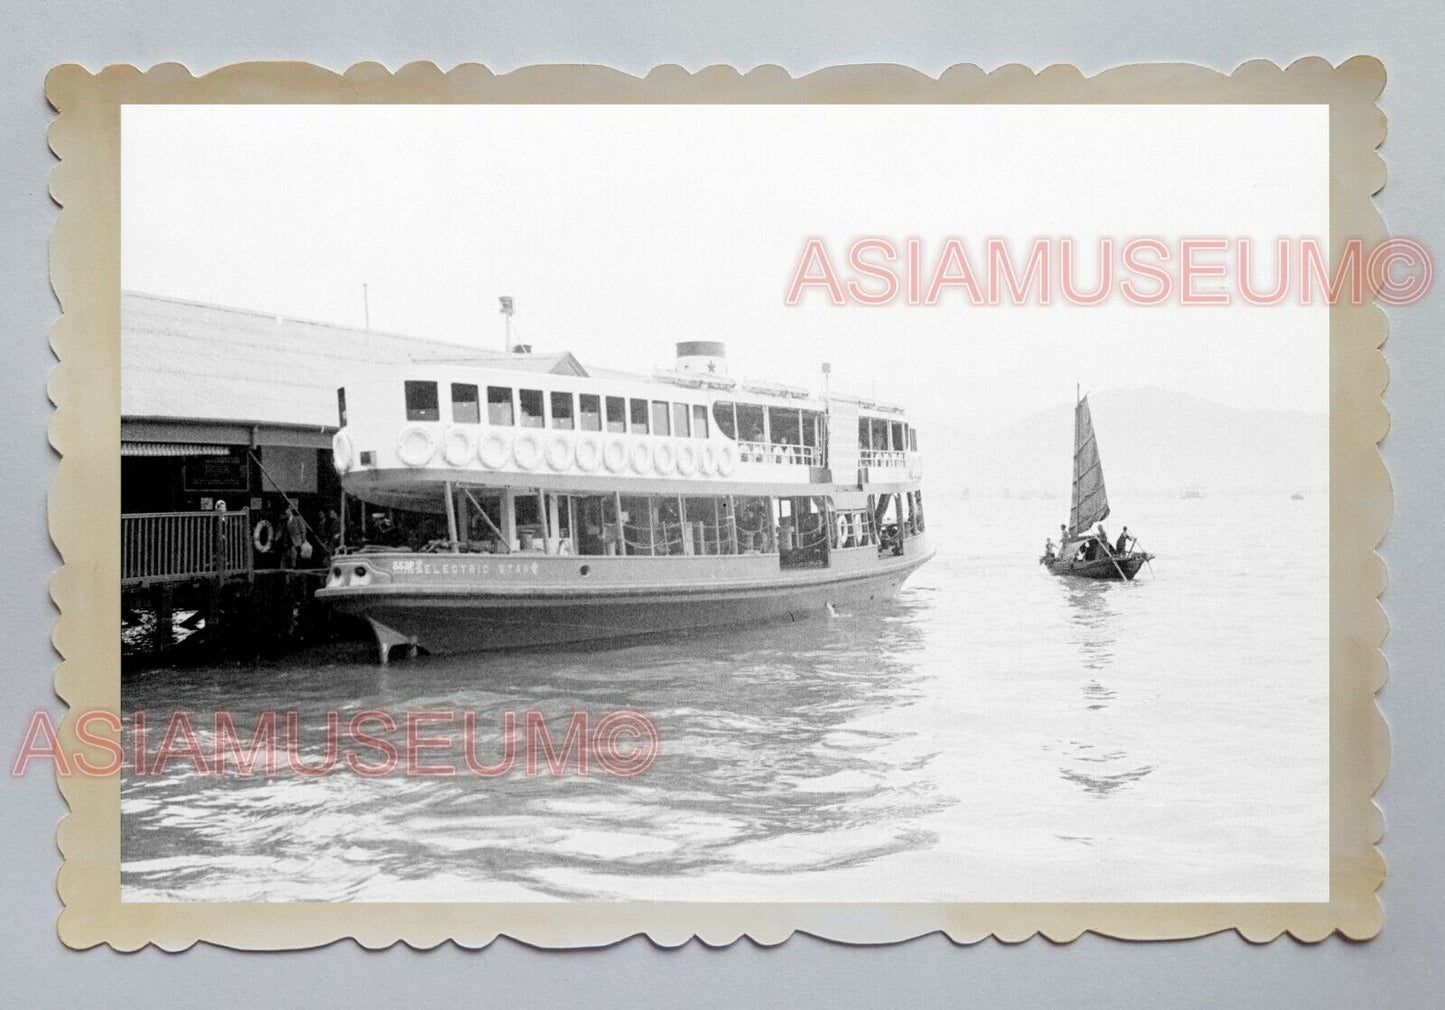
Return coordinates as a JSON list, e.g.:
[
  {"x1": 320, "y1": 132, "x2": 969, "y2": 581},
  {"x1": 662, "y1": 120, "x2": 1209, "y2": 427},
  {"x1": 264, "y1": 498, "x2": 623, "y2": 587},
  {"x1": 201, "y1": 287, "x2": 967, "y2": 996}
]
[{"x1": 122, "y1": 104, "x2": 1328, "y2": 432}]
